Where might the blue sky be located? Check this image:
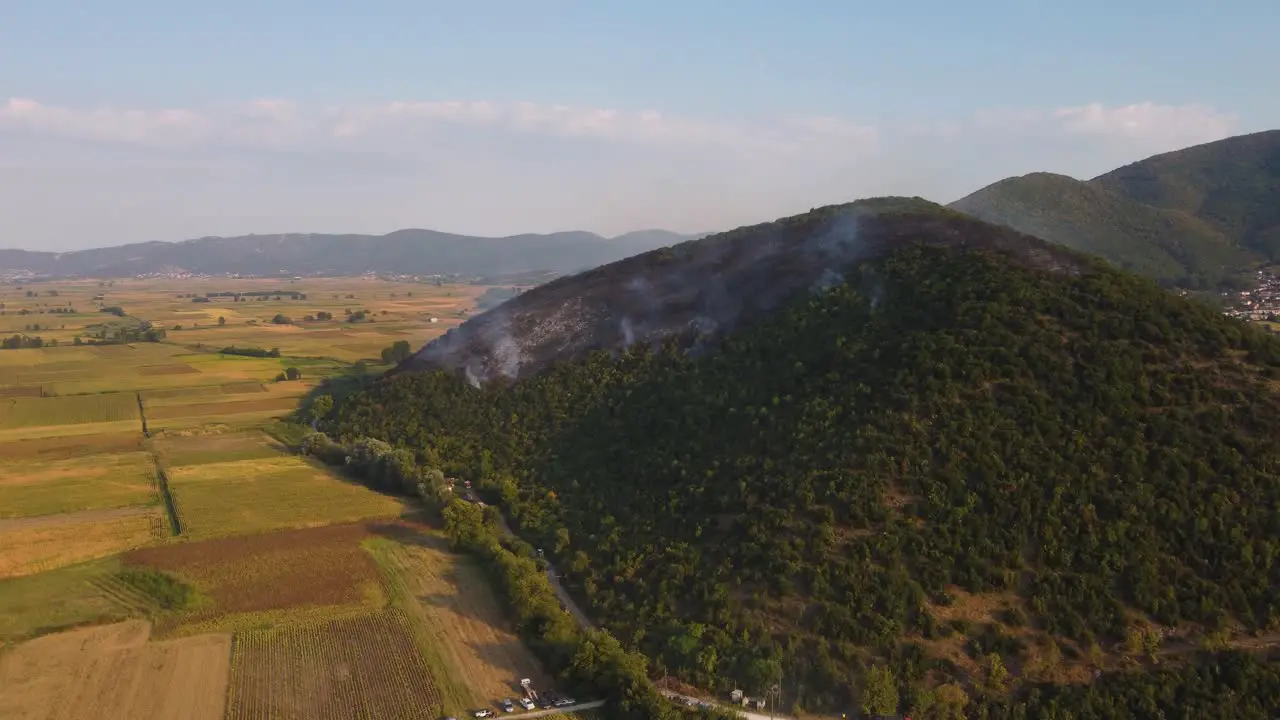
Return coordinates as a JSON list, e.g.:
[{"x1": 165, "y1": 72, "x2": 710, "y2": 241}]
[{"x1": 1, "y1": 0, "x2": 1276, "y2": 250}]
